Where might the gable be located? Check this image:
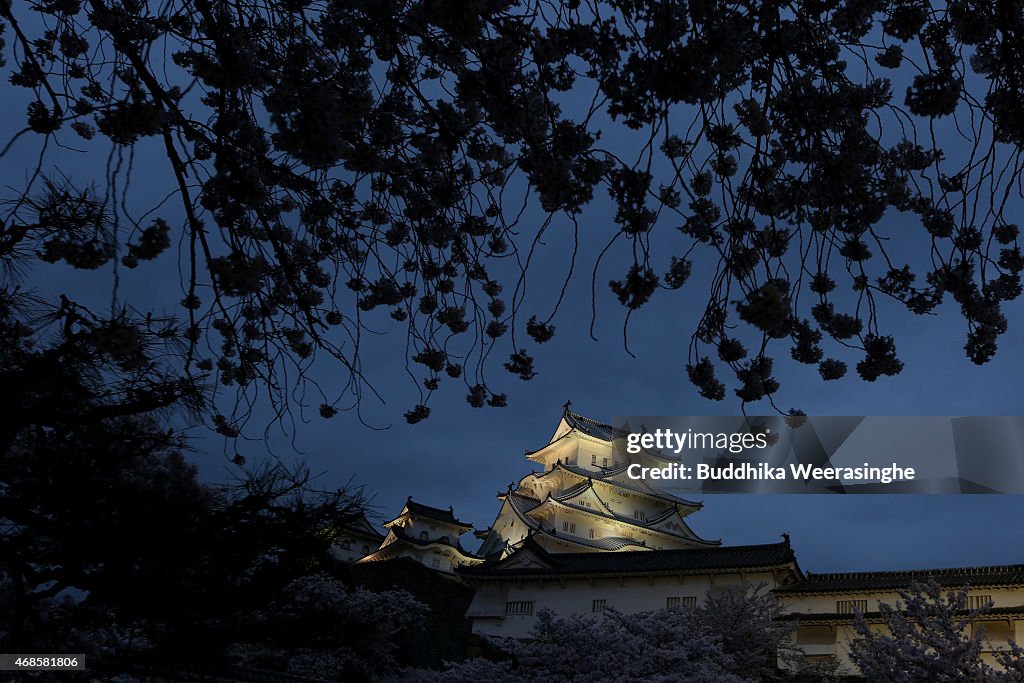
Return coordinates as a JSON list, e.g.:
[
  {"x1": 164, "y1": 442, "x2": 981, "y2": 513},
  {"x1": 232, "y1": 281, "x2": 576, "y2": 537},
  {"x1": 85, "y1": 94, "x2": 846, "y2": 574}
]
[
  {"x1": 557, "y1": 484, "x2": 615, "y2": 516},
  {"x1": 493, "y1": 543, "x2": 556, "y2": 571},
  {"x1": 647, "y1": 508, "x2": 697, "y2": 538}
]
